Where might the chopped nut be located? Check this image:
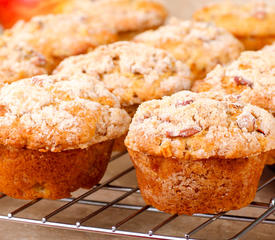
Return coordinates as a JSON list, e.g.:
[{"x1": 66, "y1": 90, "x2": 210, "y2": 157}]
[
  {"x1": 256, "y1": 128, "x2": 266, "y2": 135},
  {"x1": 234, "y1": 76, "x2": 253, "y2": 88},
  {"x1": 33, "y1": 54, "x2": 47, "y2": 66},
  {"x1": 31, "y1": 77, "x2": 44, "y2": 87},
  {"x1": 175, "y1": 99, "x2": 194, "y2": 107},
  {"x1": 166, "y1": 127, "x2": 201, "y2": 138},
  {"x1": 253, "y1": 10, "x2": 267, "y2": 19},
  {"x1": 236, "y1": 112, "x2": 255, "y2": 132}
]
